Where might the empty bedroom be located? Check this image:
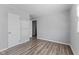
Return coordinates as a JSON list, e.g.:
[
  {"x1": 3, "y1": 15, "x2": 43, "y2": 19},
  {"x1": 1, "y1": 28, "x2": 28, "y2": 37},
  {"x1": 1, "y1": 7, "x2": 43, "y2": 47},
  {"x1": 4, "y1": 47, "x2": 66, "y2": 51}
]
[{"x1": 0, "y1": 4, "x2": 79, "y2": 55}]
